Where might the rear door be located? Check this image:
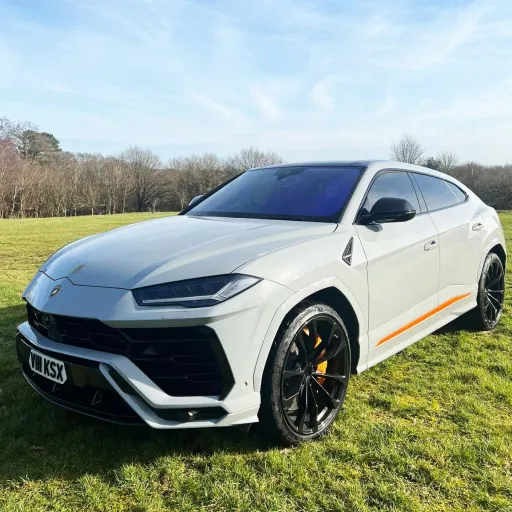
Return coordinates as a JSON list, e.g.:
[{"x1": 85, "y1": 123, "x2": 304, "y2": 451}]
[
  {"x1": 411, "y1": 173, "x2": 483, "y2": 324},
  {"x1": 355, "y1": 171, "x2": 440, "y2": 367}
]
